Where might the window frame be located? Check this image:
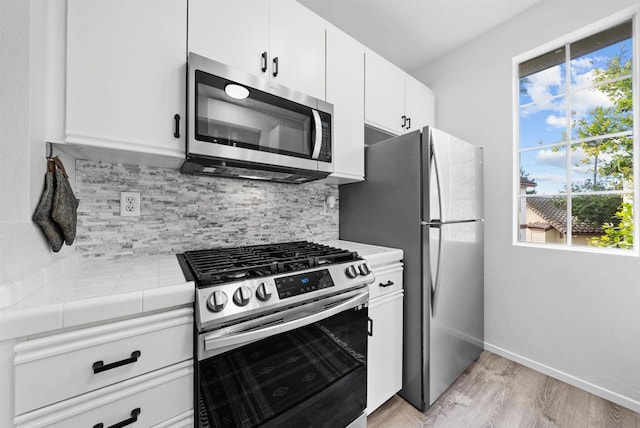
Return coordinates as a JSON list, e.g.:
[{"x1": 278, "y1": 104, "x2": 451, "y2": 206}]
[{"x1": 512, "y1": 8, "x2": 640, "y2": 255}]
